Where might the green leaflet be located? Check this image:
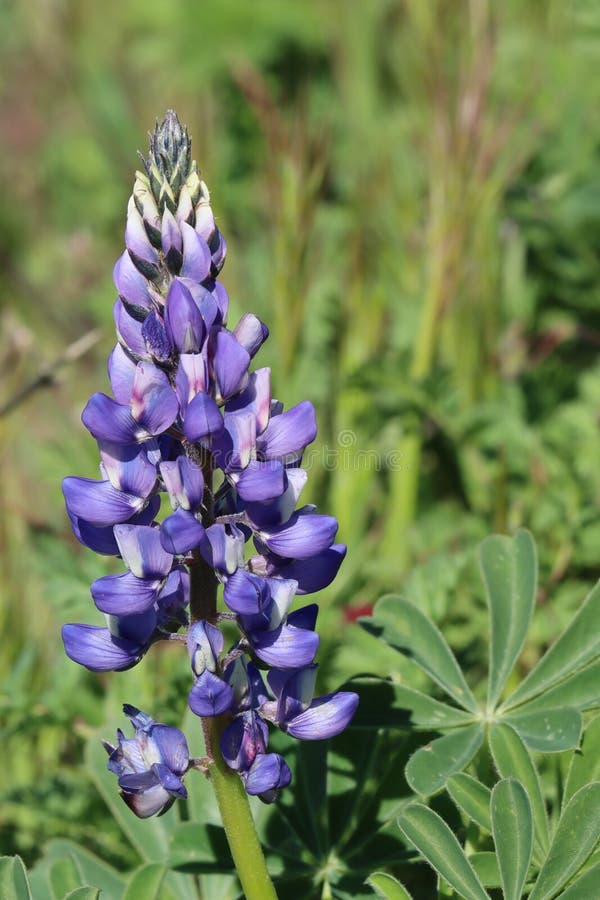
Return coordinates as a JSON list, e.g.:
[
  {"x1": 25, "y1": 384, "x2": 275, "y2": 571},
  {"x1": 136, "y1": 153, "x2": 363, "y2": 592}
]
[
  {"x1": 490, "y1": 779, "x2": 533, "y2": 900},
  {"x1": 489, "y1": 723, "x2": 549, "y2": 858},
  {"x1": 480, "y1": 530, "x2": 536, "y2": 709},
  {"x1": 563, "y1": 714, "x2": 600, "y2": 807},
  {"x1": 361, "y1": 595, "x2": 478, "y2": 713},
  {"x1": 529, "y1": 783, "x2": 600, "y2": 900},
  {"x1": 446, "y1": 774, "x2": 492, "y2": 832},
  {"x1": 405, "y1": 724, "x2": 484, "y2": 796},
  {"x1": 397, "y1": 804, "x2": 489, "y2": 900},
  {"x1": 503, "y1": 582, "x2": 600, "y2": 711},
  {"x1": 0, "y1": 857, "x2": 32, "y2": 900},
  {"x1": 504, "y1": 706, "x2": 582, "y2": 752},
  {"x1": 366, "y1": 871, "x2": 413, "y2": 899}
]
